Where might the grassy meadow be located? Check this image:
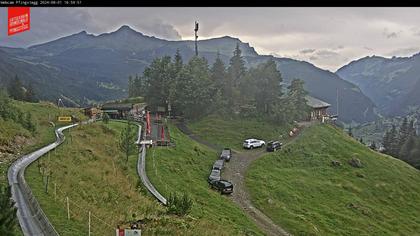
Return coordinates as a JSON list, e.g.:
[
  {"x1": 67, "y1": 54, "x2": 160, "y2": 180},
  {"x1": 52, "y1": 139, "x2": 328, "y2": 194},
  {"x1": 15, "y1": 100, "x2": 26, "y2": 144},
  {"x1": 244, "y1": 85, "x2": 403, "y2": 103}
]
[{"x1": 246, "y1": 124, "x2": 420, "y2": 235}]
